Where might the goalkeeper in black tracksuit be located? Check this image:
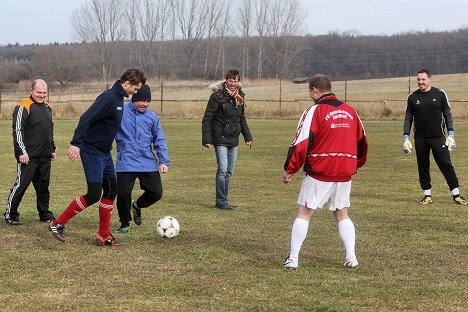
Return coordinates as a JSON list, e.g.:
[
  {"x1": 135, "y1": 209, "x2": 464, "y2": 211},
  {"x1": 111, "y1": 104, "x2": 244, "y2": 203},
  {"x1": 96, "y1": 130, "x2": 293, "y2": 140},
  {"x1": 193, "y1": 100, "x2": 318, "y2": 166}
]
[{"x1": 403, "y1": 68, "x2": 467, "y2": 205}]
